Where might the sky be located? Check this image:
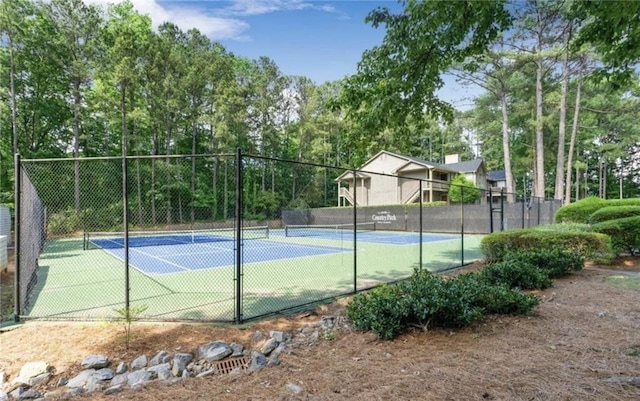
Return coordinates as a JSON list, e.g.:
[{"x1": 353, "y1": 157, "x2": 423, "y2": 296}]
[{"x1": 90, "y1": 0, "x2": 482, "y2": 110}]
